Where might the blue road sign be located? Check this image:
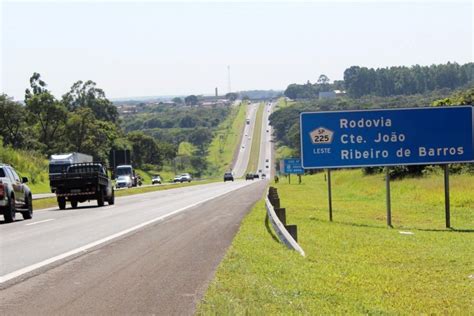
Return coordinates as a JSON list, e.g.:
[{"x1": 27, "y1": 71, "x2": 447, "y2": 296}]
[
  {"x1": 282, "y1": 158, "x2": 304, "y2": 174},
  {"x1": 300, "y1": 106, "x2": 474, "y2": 169}
]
